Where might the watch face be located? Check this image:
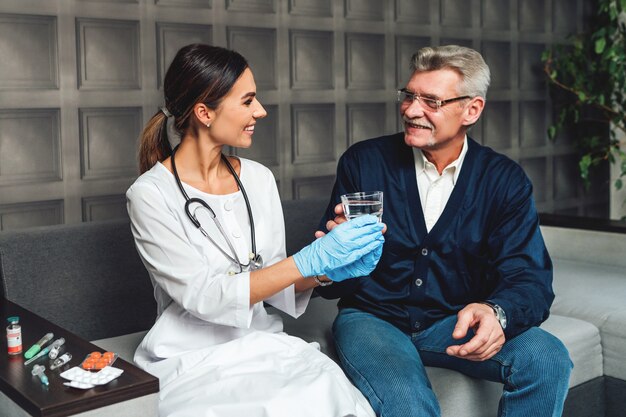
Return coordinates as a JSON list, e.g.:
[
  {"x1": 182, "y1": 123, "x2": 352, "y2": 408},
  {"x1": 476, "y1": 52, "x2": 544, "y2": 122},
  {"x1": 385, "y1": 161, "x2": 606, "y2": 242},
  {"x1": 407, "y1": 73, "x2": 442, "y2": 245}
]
[{"x1": 494, "y1": 305, "x2": 507, "y2": 329}]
